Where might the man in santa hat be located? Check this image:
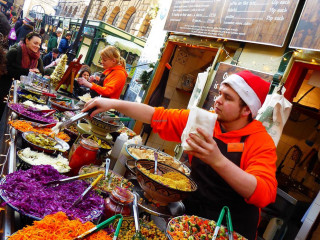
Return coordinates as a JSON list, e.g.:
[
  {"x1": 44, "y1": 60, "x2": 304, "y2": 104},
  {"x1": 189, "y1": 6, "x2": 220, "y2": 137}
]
[{"x1": 82, "y1": 70, "x2": 277, "y2": 240}]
